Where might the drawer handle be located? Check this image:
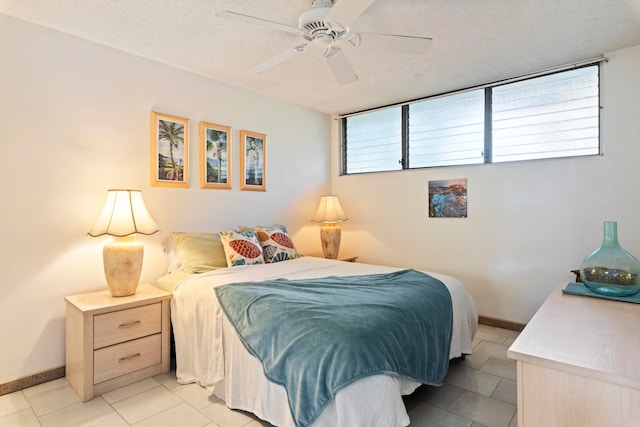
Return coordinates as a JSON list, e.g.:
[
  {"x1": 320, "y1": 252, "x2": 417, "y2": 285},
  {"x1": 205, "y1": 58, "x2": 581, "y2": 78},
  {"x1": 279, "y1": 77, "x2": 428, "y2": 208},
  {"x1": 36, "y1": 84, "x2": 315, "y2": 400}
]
[
  {"x1": 118, "y1": 320, "x2": 141, "y2": 329},
  {"x1": 118, "y1": 353, "x2": 141, "y2": 363}
]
